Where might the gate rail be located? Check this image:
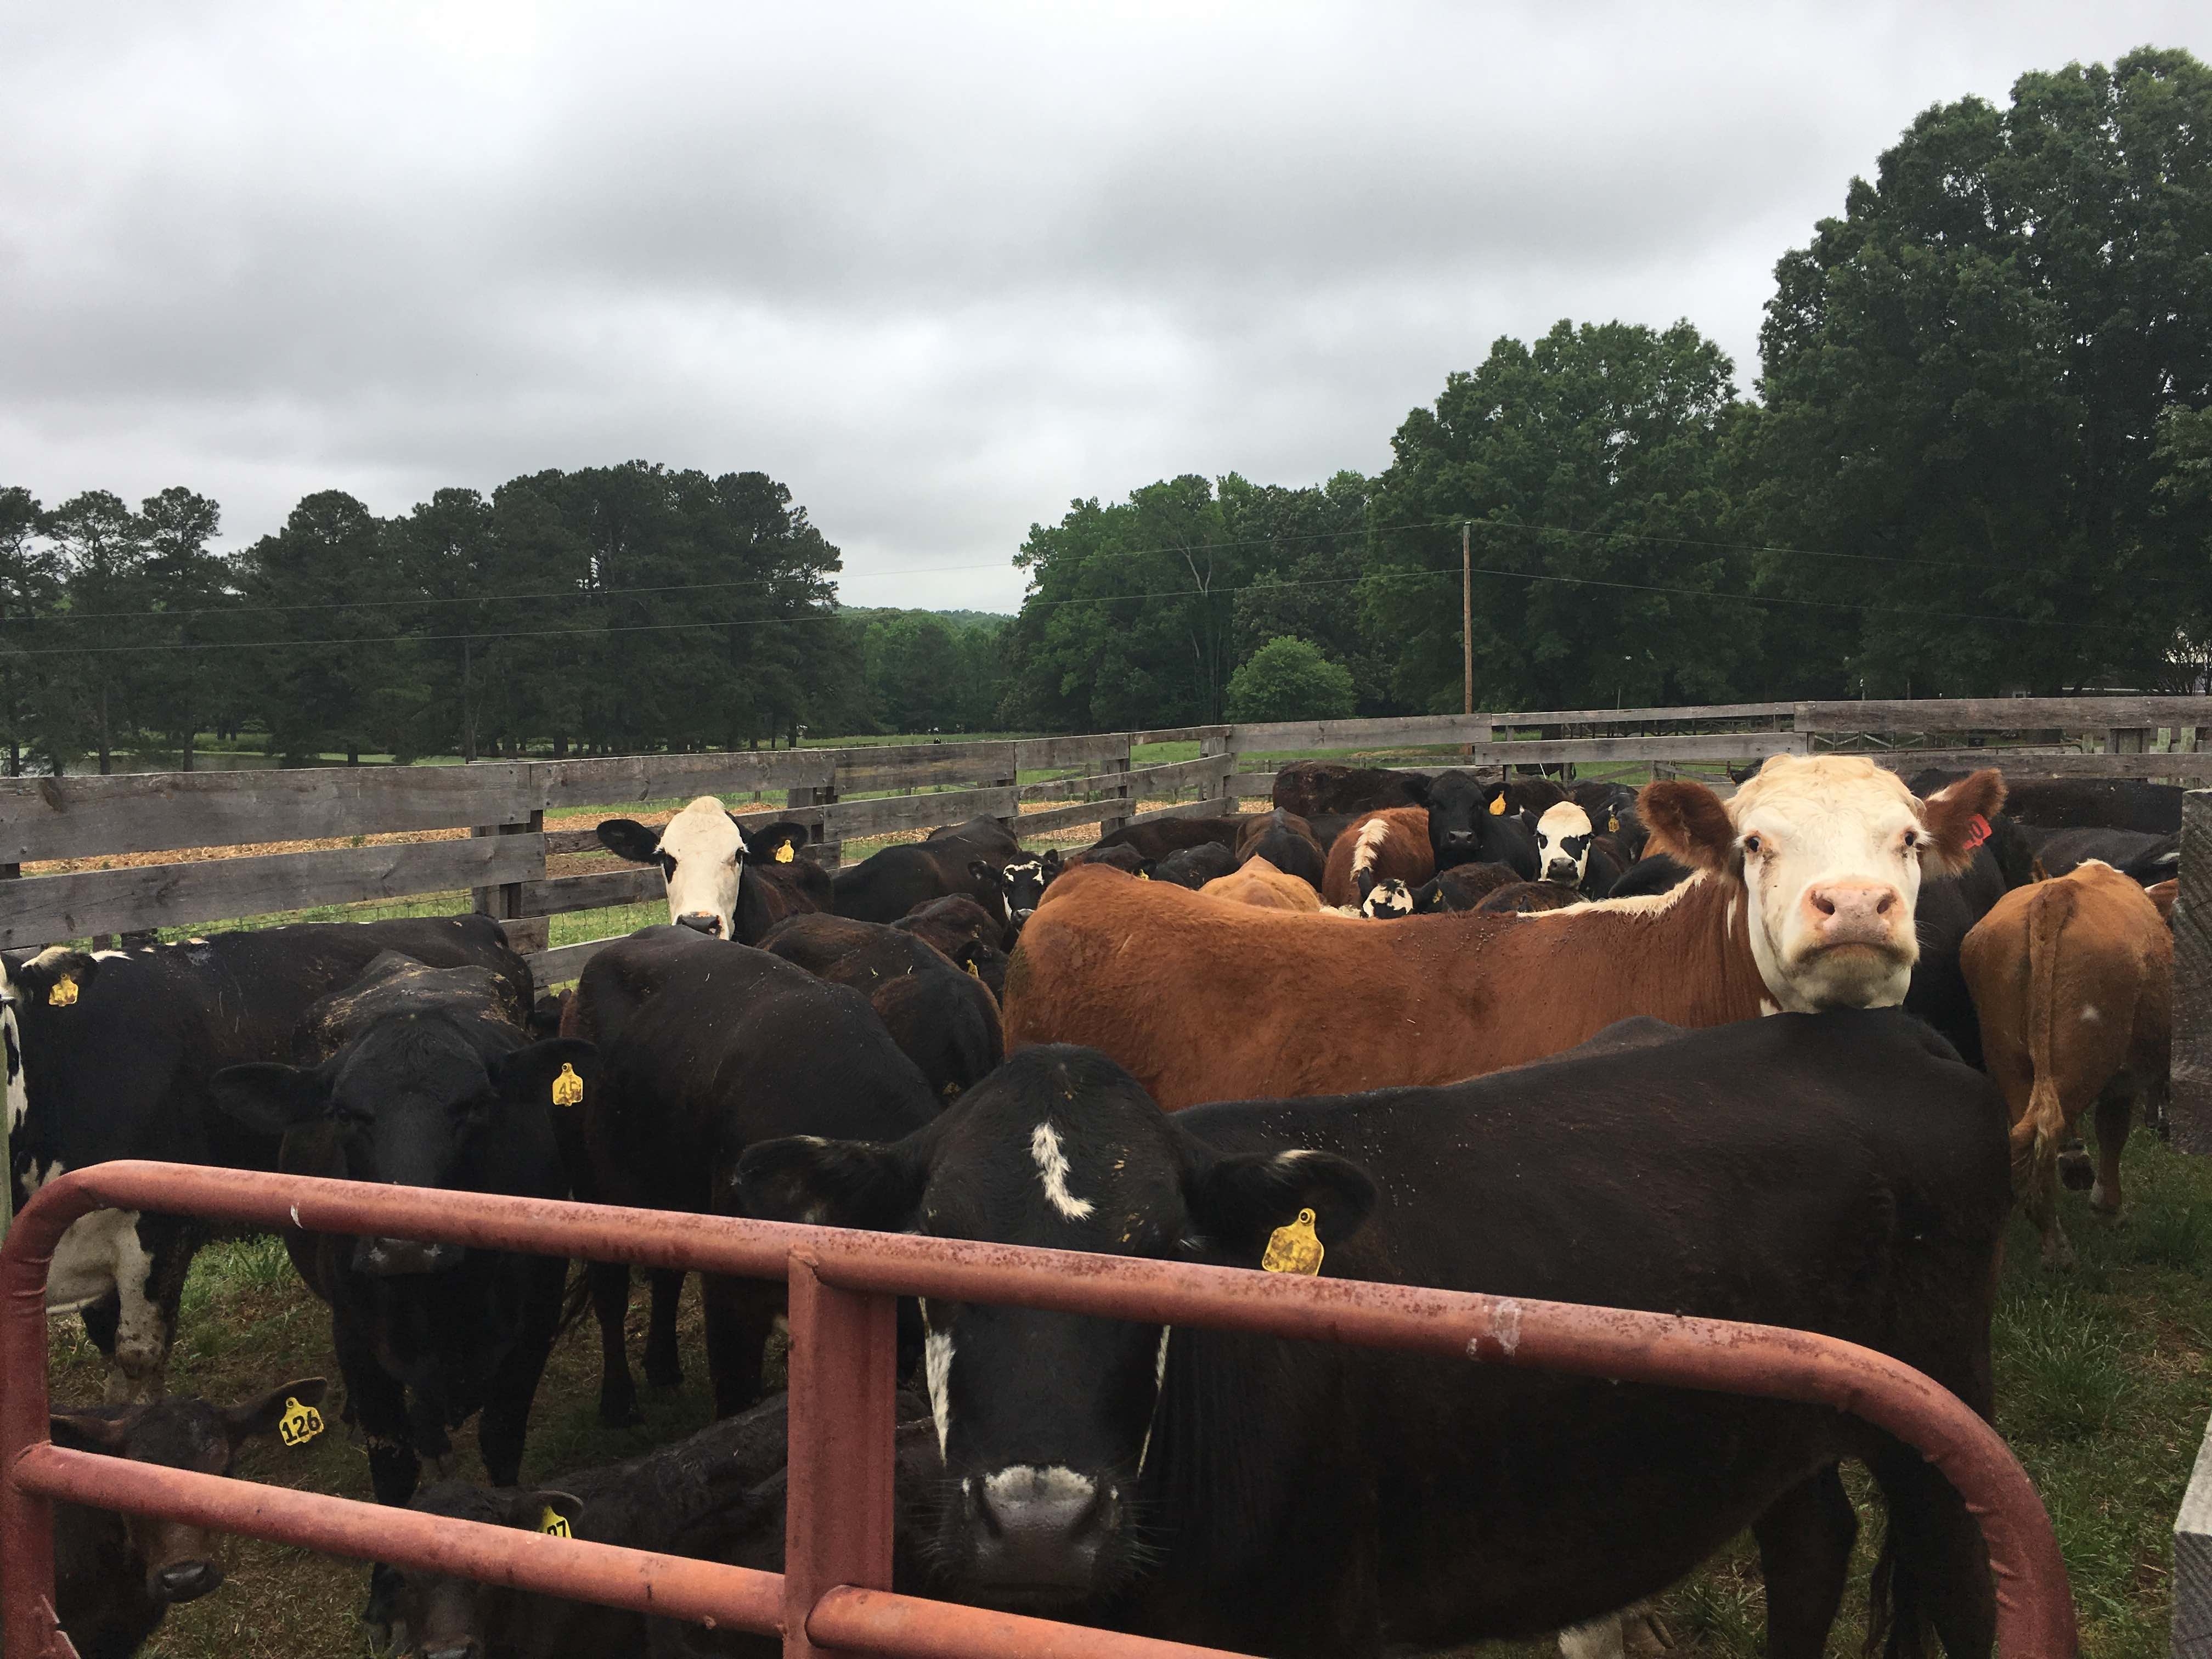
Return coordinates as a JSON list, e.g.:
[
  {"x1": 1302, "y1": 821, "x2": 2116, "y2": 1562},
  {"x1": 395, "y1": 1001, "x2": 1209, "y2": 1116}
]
[{"x1": 2, "y1": 1162, "x2": 2078, "y2": 1658}]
